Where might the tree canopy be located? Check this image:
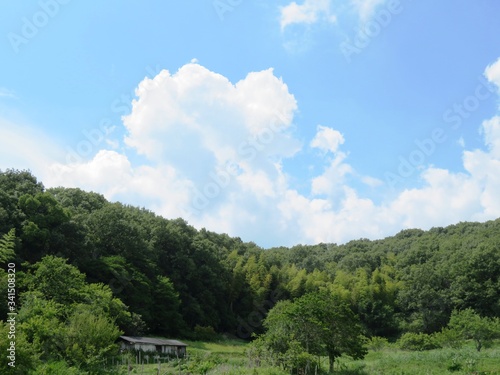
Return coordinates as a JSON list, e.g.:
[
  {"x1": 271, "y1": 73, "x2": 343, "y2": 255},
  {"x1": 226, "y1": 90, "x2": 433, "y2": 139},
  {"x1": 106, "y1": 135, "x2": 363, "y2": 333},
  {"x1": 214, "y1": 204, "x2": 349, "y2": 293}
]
[
  {"x1": 257, "y1": 291, "x2": 367, "y2": 372},
  {"x1": 1, "y1": 169, "x2": 500, "y2": 372}
]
